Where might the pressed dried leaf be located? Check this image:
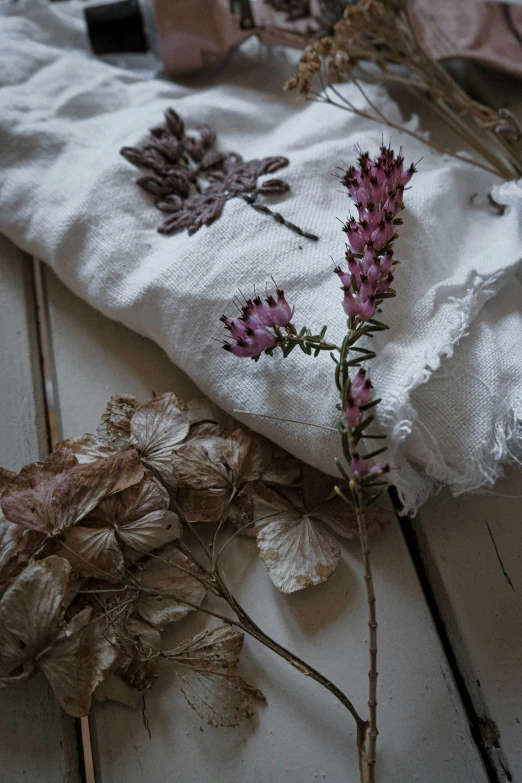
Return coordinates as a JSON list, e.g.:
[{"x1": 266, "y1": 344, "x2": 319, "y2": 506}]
[
  {"x1": 226, "y1": 428, "x2": 272, "y2": 485},
  {"x1": 1, "y1": 450, "x2": 144, "y2": 535},
  {"x1": 39, "y1": 607, "x2": 119, "y2": 717},
  {"x1": 176, "y1": 486, "x2": 230, "y2": 524},
  {"x1": 53, "y1": 434, "x2": 117, "y2": 464},
  {"x1": 88, "y1": 475, "x2": 182, "y2": 552},
  {"x1": 0, "y1": 468, "x2": 15, "y2": 494},
  {"x1": 185, "y1": 421, "x2": 233, "y2": 463},
  {"x1": 61, "y1": 525, "x2": 124, "y2": 581},
  {"x1": 170, "y1": 443, "x2": 231, "y2": 490},
  {"x1": 135, "y1": 544, "x2": 206, "y2": 629},
  {"x1": 97, "y1": 394, "x2": 139, "y2": 449},
  {"x1": 257, "y1": 511, "x2": 341, "y2": 594},
  {"x1": 185, "y1": 398, "x2": 217, "y2": 424},
  {"x1": 261, "y1": 446, "x2": 301, "y2": 487},
  {"x1": 130, "y1": 393, "x2": 190, "y2": 484},
  {"x1": 244, "y1": 482, "x2": 342, "y2": 593},
  {"x1": 0, "y1": 556, "x2": 71, "y2": 681},
  {"x1": 62, "y1": 475, "x2": 181, "y2": 580},
  {"x1": 114, "y1": 616, "x2": 161, "y2": 693},
  {"x1": 165, "y1": 624, "x2": 265, "y2": 727}
]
